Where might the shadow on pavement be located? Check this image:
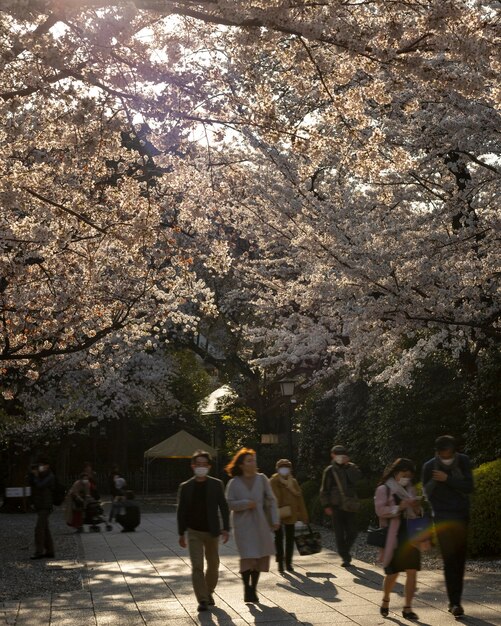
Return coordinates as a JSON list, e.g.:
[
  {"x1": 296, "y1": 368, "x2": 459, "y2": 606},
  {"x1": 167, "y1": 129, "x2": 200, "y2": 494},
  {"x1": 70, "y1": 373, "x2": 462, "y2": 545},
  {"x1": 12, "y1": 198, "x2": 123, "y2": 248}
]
[
  {"x1": 247, "y1": 602, "x2": 297, "y2": 622},
  {"x1": 282, "y1": 570, "x2": 340, "y2": 601},
  {"x1": 198, "y1": 606, "x2": 244, "y2": 626},
  {"x1": 346, "y1": 563, "x2": 387, "y2": 589}
]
